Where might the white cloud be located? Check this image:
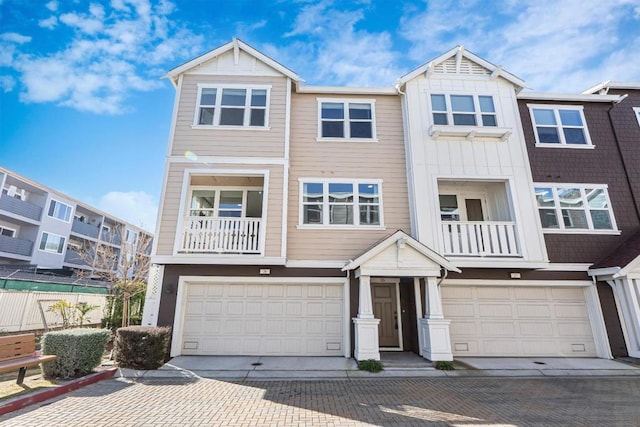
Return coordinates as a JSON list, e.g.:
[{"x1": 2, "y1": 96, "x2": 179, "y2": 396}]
[
  {"x1": 268, "y1": 2, "x2": 401, "y2": 86},
  {"x1": 0, "y1": 32, "x2": 32, "y2": 44},
  {"x1": 399, "y1": 0, "x2": 640, "y2": 92},
  {"x1": 97, "y1": 191, "x2": 158, "y2": 233},
  {"x1": 38, "y1": 16, "x2": 58, "y2": 29},
  {"x1": 0, "y1": 75, "x2": 15, "y2": 92},
  {"x1": 45, "y1": 1, "x2": 58, "y2": 12},
  {"x1": 3, "y1": 0, "x2": 204, "y2": 114}
]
